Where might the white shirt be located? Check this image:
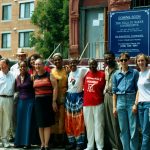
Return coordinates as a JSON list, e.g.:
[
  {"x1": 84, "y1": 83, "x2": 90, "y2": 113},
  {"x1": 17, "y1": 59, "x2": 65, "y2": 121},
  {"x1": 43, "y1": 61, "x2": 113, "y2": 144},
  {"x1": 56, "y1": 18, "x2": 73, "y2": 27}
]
[
  {"x1": 10, "y1": 63, "x2": 20, "y2": 78},
  {"x1": 137, "y1": 69, "x2": 150, "y2": 102},
  {"x1": 67, "y1": 67, "x2": 88, "y2": 93},
  {"x1": 0, "y1": 71, "x2": 15, "y2": 96}
]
